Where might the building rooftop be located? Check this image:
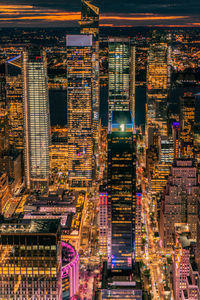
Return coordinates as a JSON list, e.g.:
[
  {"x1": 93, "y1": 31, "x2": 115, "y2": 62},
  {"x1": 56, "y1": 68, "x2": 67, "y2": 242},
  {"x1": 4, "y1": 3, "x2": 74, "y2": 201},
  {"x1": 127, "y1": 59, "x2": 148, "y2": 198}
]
[
  {"x1": 111, "y1": 111, "x2": 134, "y2": 132},
  {"x1": 0, "y1": 219, "x2": 60, "y2": 234}
]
